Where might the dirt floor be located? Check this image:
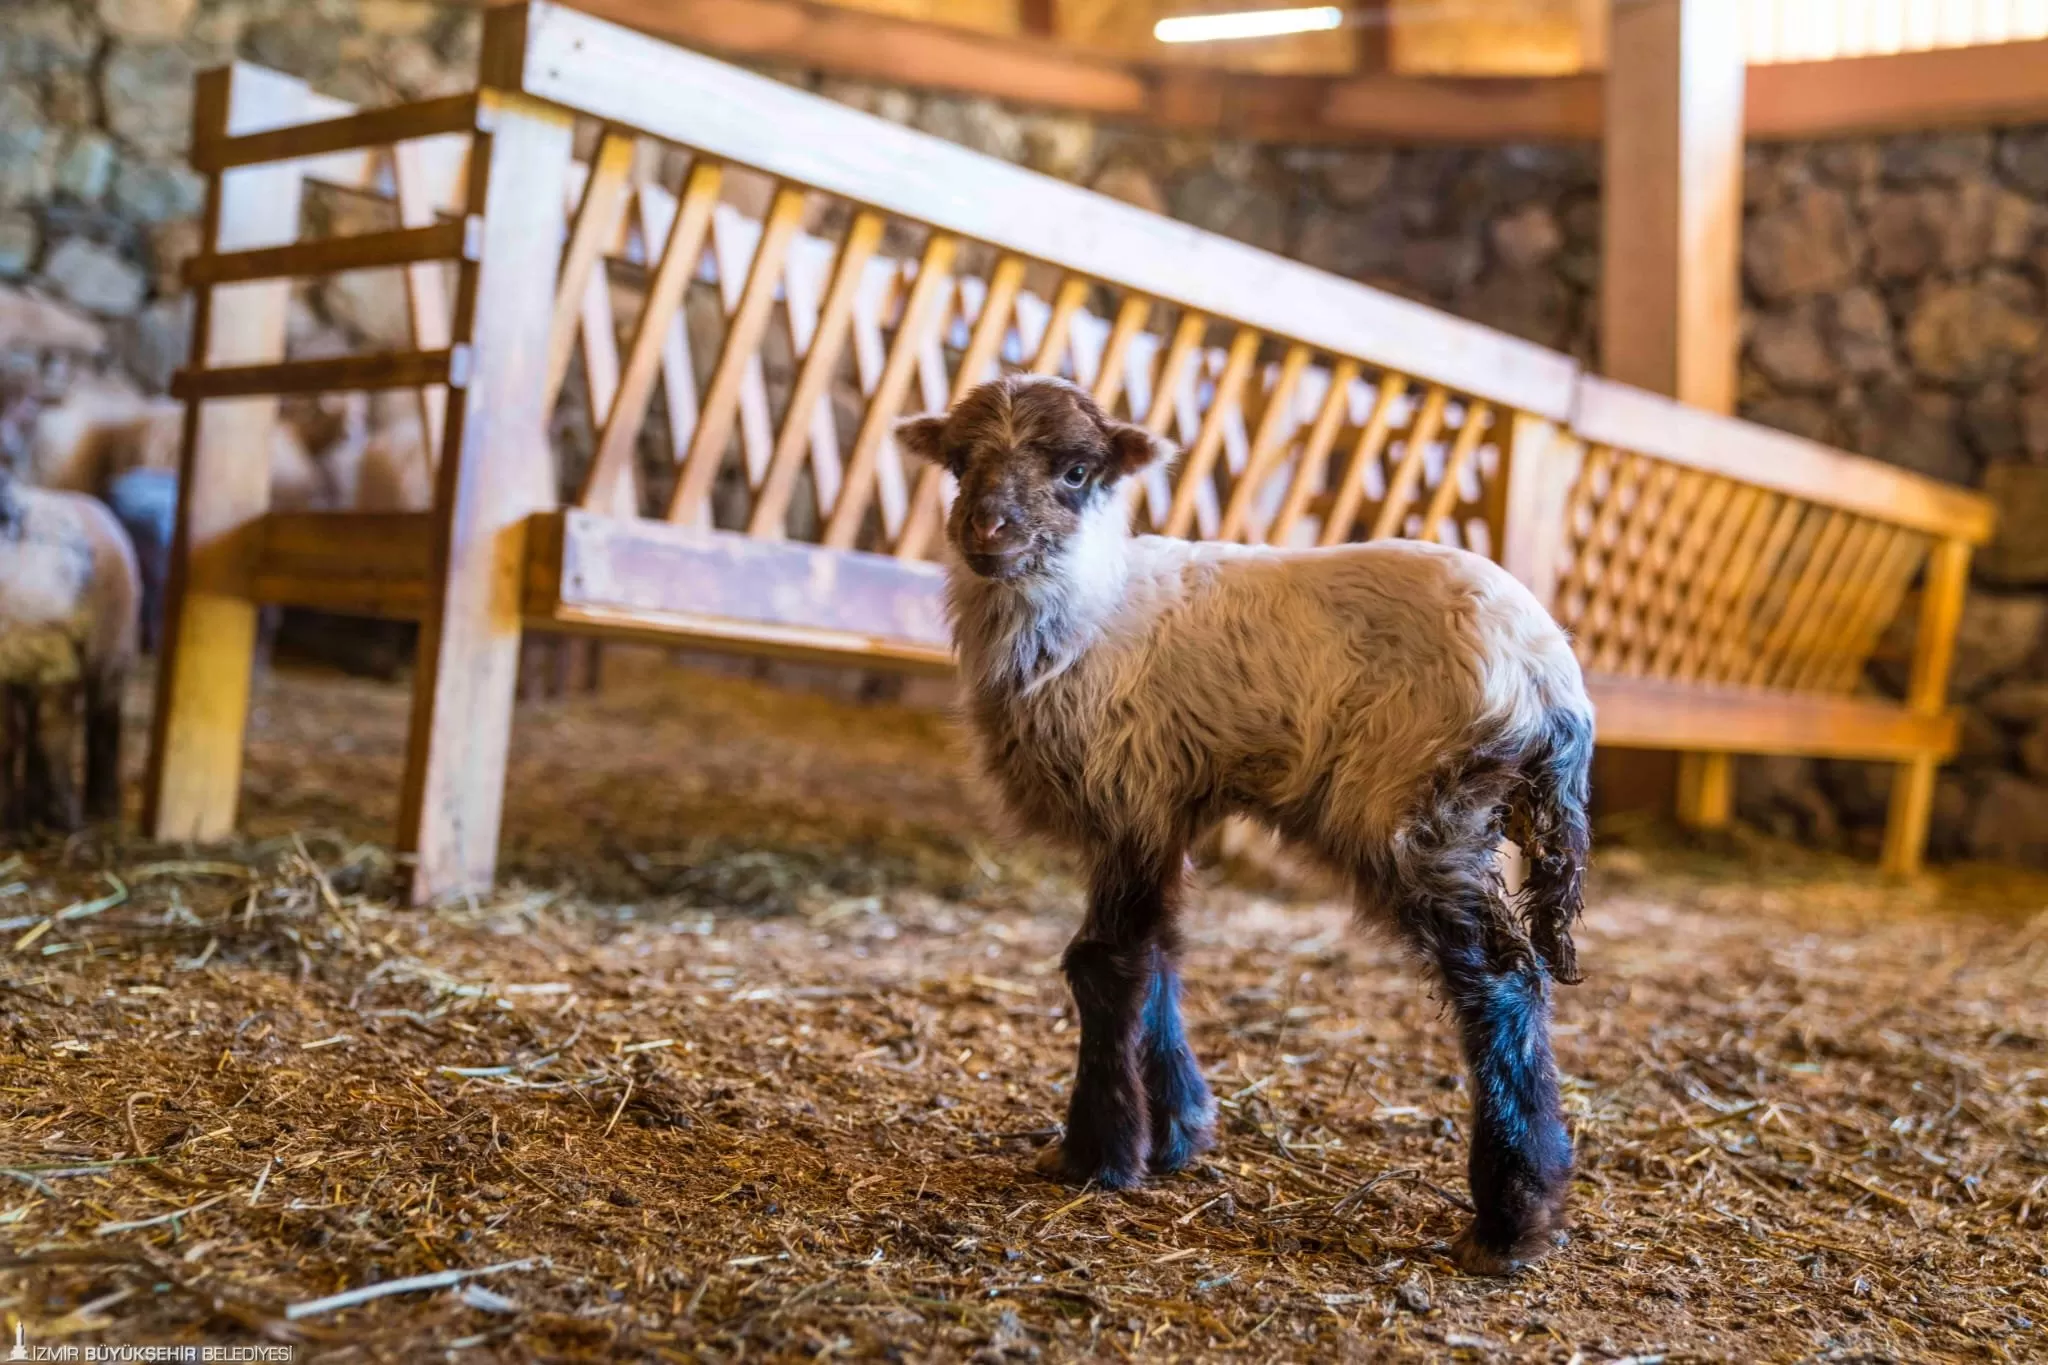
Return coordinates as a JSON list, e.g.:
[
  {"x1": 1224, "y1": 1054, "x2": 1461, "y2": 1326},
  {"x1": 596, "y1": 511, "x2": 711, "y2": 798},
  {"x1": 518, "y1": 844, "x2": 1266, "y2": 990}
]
[{"x1": 3, "y1": 652, "x2": 2046, "y2": 1362}]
